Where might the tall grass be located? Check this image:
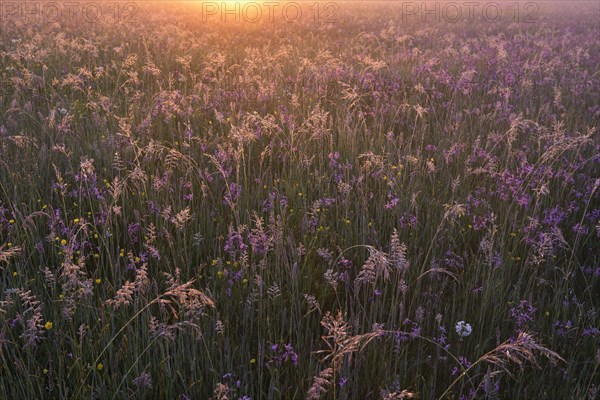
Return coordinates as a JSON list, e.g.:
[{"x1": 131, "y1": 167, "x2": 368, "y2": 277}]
[{"x1": 0, "y1": 2, "x2": 598, "y2": 399}]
